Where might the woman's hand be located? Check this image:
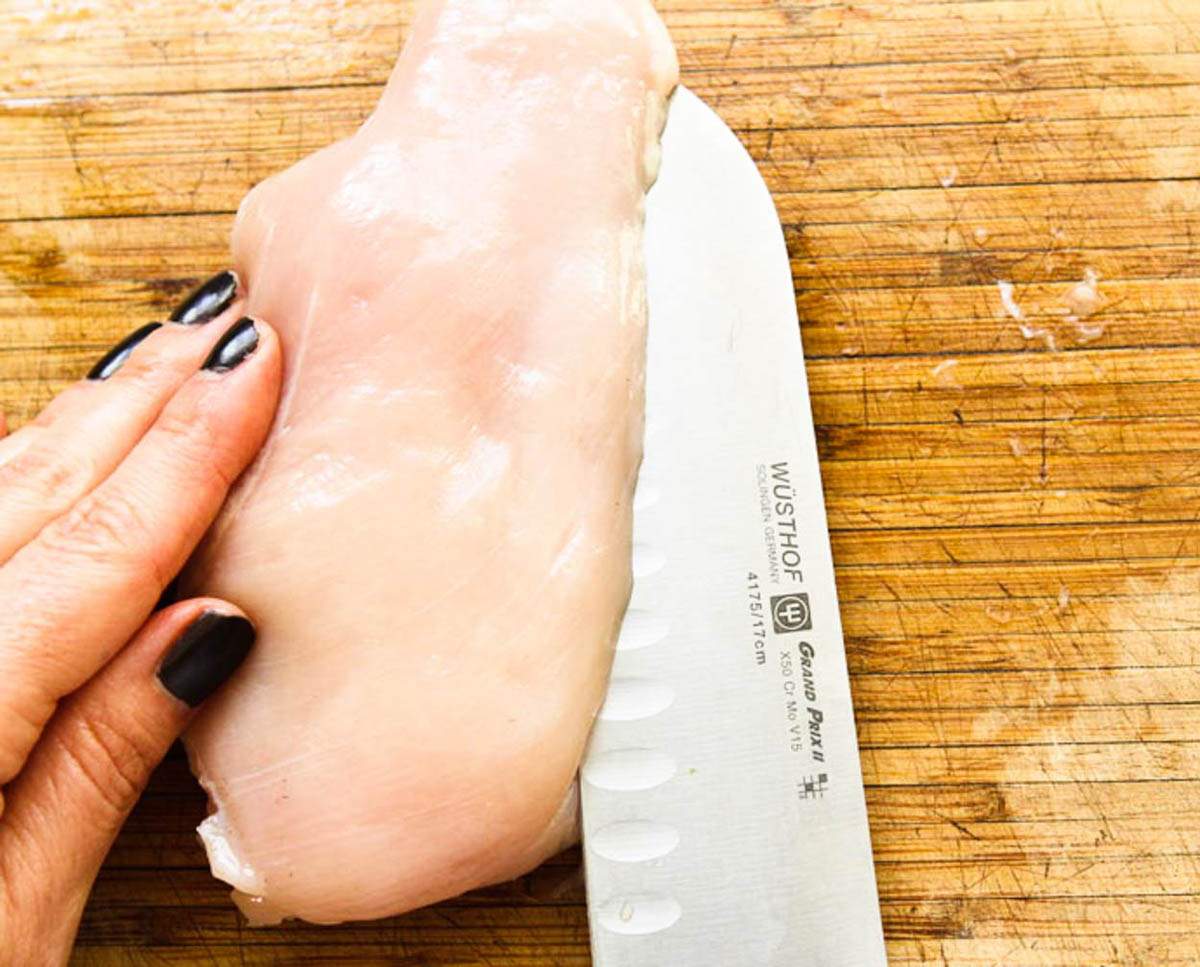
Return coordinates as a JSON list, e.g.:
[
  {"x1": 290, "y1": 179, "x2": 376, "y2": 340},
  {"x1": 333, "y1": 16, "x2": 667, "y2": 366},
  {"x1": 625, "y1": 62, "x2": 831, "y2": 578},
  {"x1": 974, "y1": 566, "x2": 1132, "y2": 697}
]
[{"x1": 0, "y1": 272, "x2": 282, "y2": 965}]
